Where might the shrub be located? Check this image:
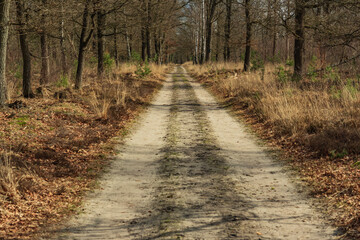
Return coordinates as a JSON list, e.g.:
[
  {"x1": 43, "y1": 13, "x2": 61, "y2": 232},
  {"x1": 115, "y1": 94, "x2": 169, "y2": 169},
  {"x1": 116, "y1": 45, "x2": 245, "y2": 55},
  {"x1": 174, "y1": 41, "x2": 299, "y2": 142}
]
[
  {"x1": 324, "y1": 66, "x2": 341, "y2": 85},
  {"x1": 285, "y1": 59, "x2": 294, "y2": 67},
  {"x1": 250, "y1": 50, "x2": 264, "y2": 71},
  {"x1": 276, "y1": 66, "x2": 291, "y2": 84},
  {"x1": 135, "y1": 59, "x2": 152, "y2": 78},
  {"x1": 89, "y1": 56, "x2": 97, "y2": 66},
  {"x1": 103, "y1": 53, "x2": 114, "y2": 72},
  {"x1": 131, "y1": 52, "x2": 142, "y2": 63},
  {"x1": 57, "y1": 75, "x2": 69, "y2": 88},
  {"x1": 307, "y1": 55, "x2": 318, "y2": 81}
]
